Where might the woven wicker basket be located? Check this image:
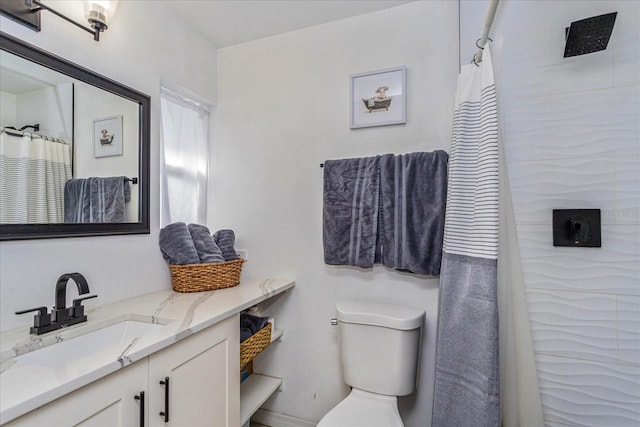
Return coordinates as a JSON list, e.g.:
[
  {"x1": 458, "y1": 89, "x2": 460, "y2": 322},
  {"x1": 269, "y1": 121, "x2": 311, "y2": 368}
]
[
  {"x1": 240, "y1": 322, "x2": 272, "y2": 366},
  {"x1": 169, "y1": 258, "x2": 244, "y2": 293}
]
